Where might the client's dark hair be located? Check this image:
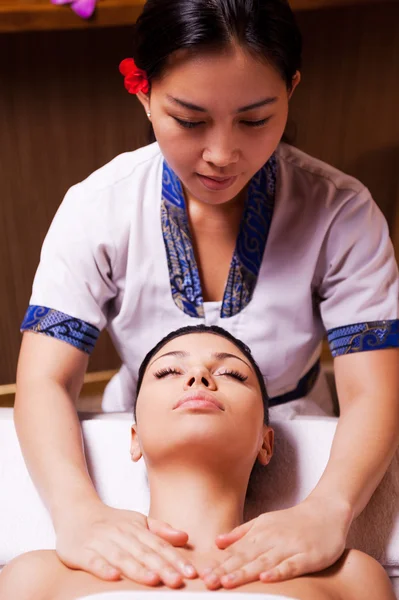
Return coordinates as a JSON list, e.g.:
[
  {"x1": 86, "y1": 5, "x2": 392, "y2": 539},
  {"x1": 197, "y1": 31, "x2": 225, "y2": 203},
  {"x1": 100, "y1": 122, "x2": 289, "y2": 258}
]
[
  {"x1": 133, "y1": 0, "x2": 302, "y2": 91},
  {"x1": 135, "y1": 324, "x2": 269, "y2": 423}
]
